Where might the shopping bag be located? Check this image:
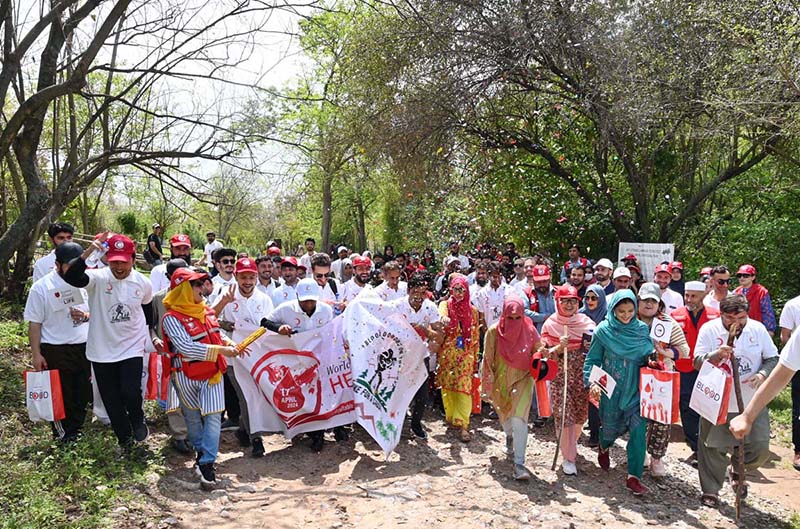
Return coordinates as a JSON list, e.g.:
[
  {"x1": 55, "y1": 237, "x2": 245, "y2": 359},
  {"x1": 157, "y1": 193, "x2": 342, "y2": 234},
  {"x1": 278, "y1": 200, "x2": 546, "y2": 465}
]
[
  {"x1": 689, "y1": 361, "x2": 732, "y2": 425},
  {"x1": 471, "y1": 373, "x2": 482, "y2": 414},
  {"x1": 145, "y1": 352, "x2": 171, "y2": 401},
  {"x1": 24, "y1": 370, "x2": 66, "y2": 422},
  {"x1": 639, "y1": 367, "x2": 680, "y2": 424}
]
